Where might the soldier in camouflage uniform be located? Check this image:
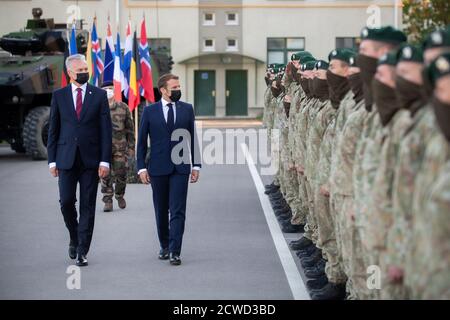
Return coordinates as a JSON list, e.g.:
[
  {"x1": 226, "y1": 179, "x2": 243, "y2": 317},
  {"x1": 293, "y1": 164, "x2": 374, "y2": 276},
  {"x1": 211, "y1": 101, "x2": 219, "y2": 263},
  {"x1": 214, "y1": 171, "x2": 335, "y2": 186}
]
[
  {"x1": 389, "y1": 28, "x2": 450, "y2": 300},
  {"x1": 407, "y1": 53, "x2": 450, "y2": 299},
  {"x1": 352, "y1": 26, "x2": 406, "y2": 299},
  {"x1": 100, "y1": 82, "x2": 135, "y2": 212}
]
